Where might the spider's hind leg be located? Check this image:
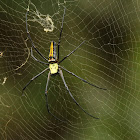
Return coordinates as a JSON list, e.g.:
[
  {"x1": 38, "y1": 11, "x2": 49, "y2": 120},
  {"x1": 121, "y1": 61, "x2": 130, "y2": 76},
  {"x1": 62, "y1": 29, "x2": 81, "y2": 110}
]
[
  {"x1": 25, "y1": 6, "x2": 48, "y2": 61},
  {"x1": 30, "y1": 47, "x2": 49, "y2": 65}
]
